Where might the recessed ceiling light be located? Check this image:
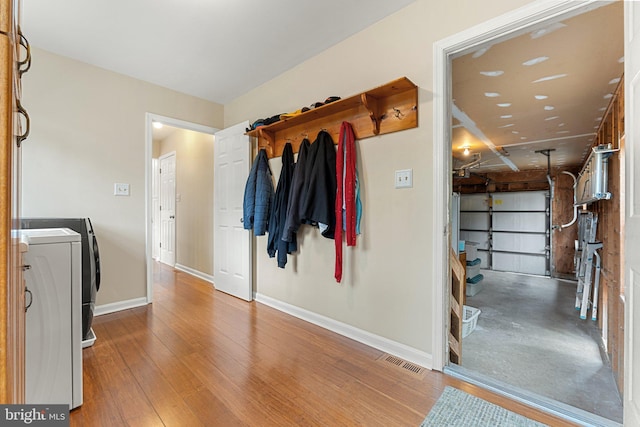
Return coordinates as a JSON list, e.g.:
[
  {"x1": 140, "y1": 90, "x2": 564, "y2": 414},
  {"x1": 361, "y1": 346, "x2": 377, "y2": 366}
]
[
  {"x1": 557, "y1": 131, "x2": 569, "y2": 134},
  {"x1": 521, "y1": 137, "x2": 527, "y2": 140},
  {"x1": 498, "y1": 124, "x2": 514, "y2": 128},
  {"x1": 545, "y1": 116, "x2": 560, "y2": 121},
  {"x1": 604, "y1": 93, "x2": 613, "y2": 99},
  {"x1": 522, "y1": 56, "x2": 549, "y2": 66},
  {"x1": 472, "y1": 47, "x2": 490, "y2": 58},
  {"x1": 512, "y1": 131, "x2": 519, "y2": 134},
  {"x1": 480, "y1": 71, "x2": 504, "y2": 77},
  {"x1": 500, "y1": 115, "x2": 513, "y2": 119},
  {"x1": 497, "y1": 103, "x2": 511, "y2": 107},
  {"x1": 599, "y1": 107, "x2": 607, "y2": 111},
  {"x1": 534, "y1": 95, "x2": 548, "y2": 100},
  {"x1": 532, "y1": 74, "x2": 568, "y2": 83},
  {"x1": 153, "y1": 121, "x2": 163, "y2": 129},
  {"x1": 544, "y1": 106, "x2": 554, "y2": 111},
  {"x1": 530, "y1": 22, "x2": 567, "y2": 39},
  {"x1": 484, "y1": 92, "x2": 500, "y2": 97},
  {"x1": 595, "y1": 117, "x2": 603, "y2": 121},
  {"x1": 558, "y1": 123, "x2": 565, "y2": 127},
  {"x1": 609, "y1": 77, "x2": 621, "y2": 85}
]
